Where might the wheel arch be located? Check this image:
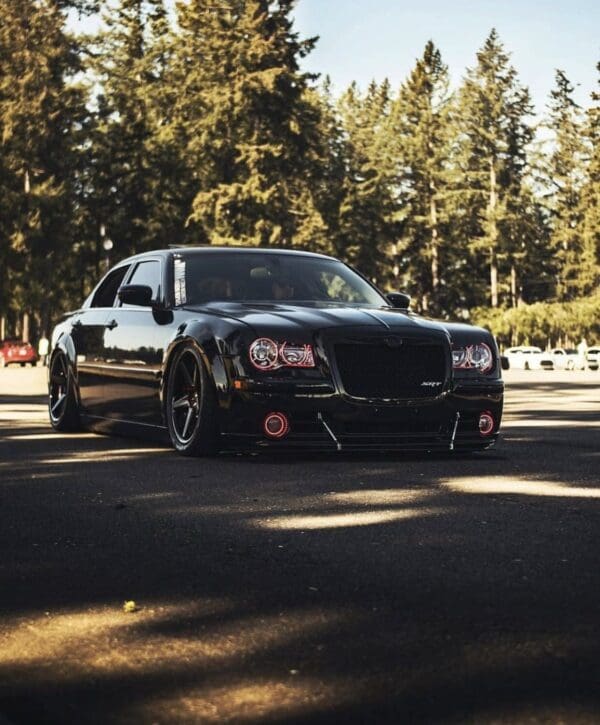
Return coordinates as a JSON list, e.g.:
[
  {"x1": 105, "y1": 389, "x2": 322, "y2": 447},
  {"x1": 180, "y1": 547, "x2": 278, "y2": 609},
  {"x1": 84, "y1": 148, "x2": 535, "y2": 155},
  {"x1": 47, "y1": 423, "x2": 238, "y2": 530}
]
[
  {"x1": 48, "y1": 333, "x2": 80, "y2": 399},
  {"x1": 160, "y1": 322, "x2": 223, "y2": 421}
]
